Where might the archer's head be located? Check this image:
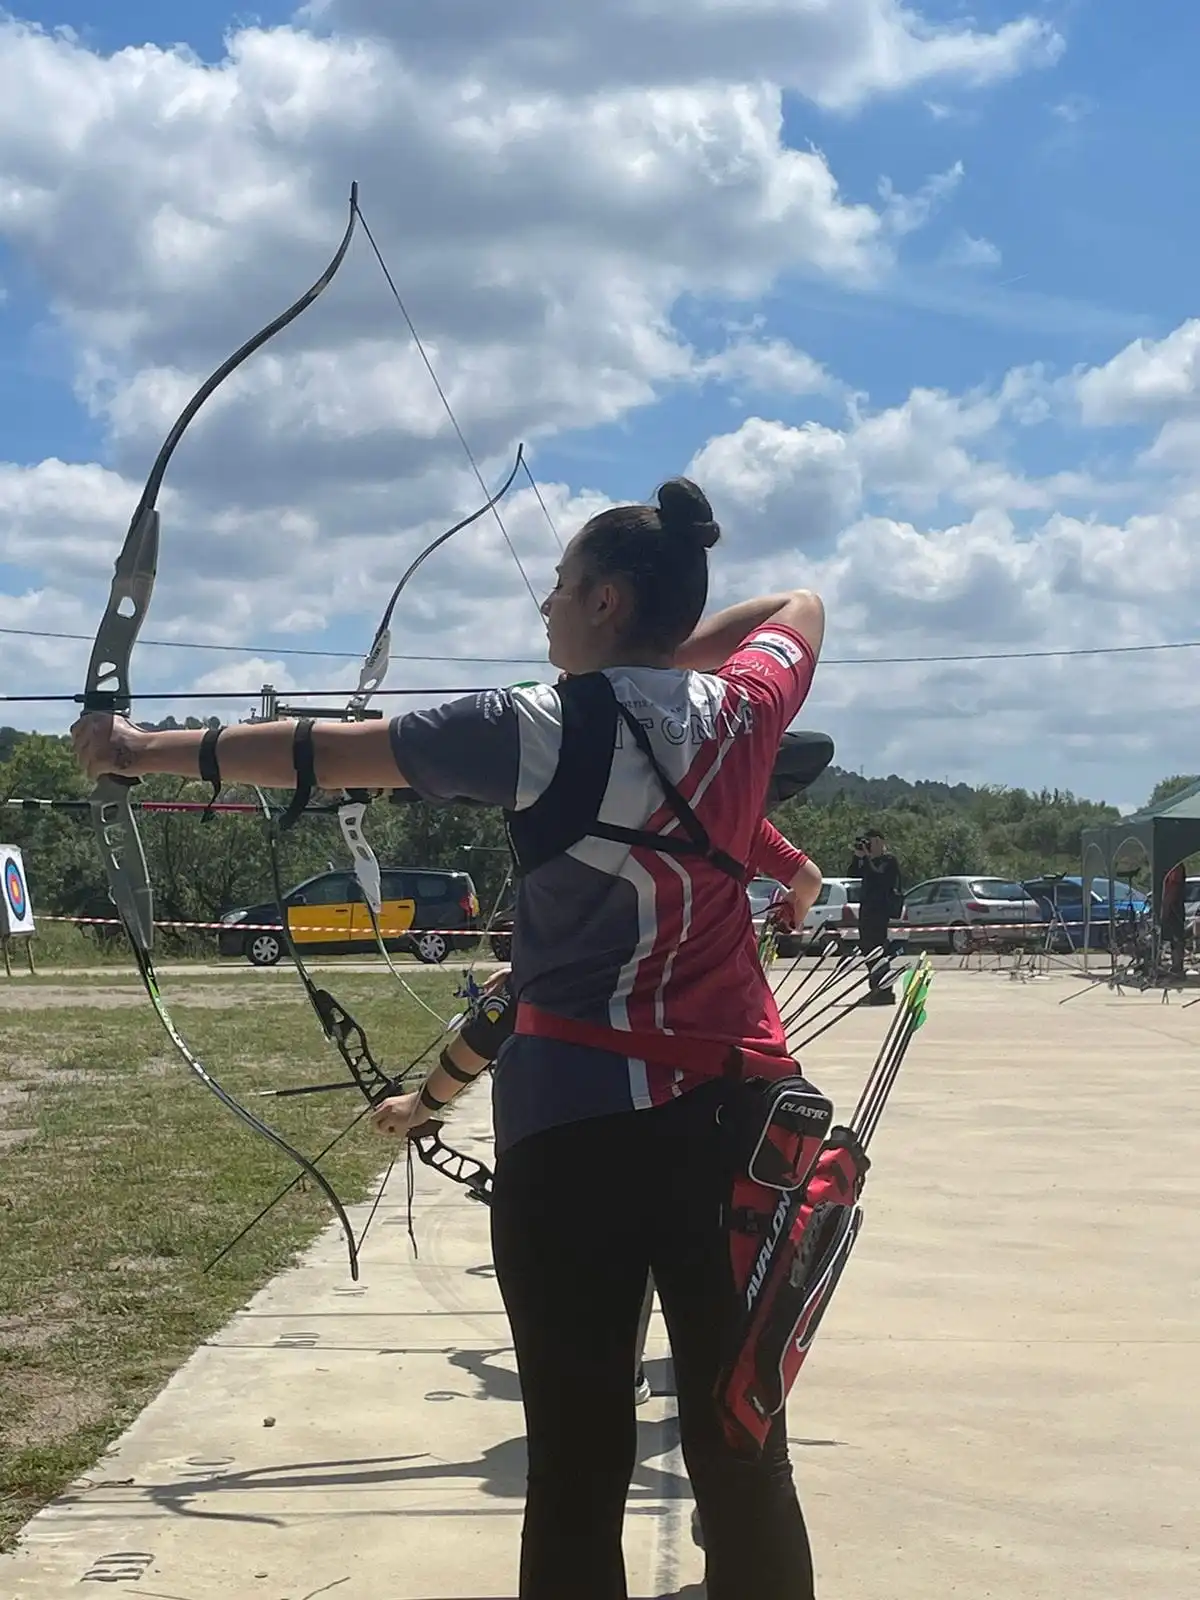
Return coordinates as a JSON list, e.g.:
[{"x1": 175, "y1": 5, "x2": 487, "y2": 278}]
[{"x1": 541, "y1": 478, "x2": 719, "y2": 675}]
